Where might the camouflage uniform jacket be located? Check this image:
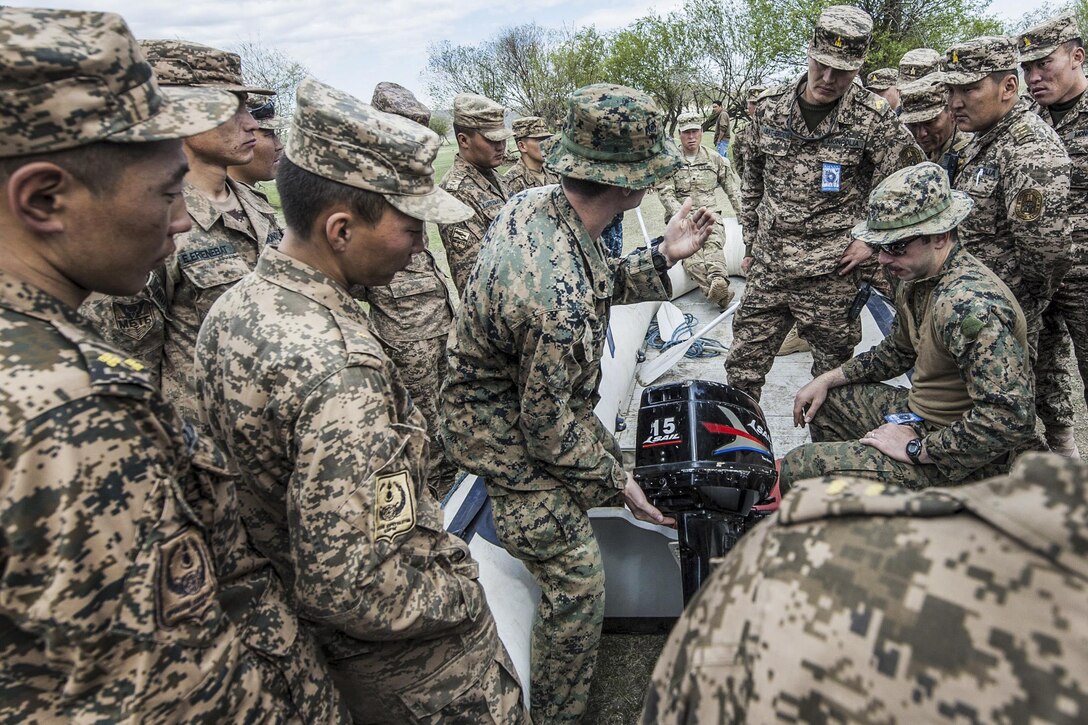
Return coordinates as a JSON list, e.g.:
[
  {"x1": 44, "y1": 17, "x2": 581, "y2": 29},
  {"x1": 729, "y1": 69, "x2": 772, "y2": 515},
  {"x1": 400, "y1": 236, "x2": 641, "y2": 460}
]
[
  {"x1": 932, "y1": 126, "x2": 974, "y2": 184},
  {"x1": 657, "y1": 145, "x2": 741, "y2": 218},
  {"x1": 503, "y1": 159, "x2": 560, "y2": 196},
  {"x1": 359, "y1": 250, "x2": 455, "y2": 342},
  {"x1": 1031, "y1": 92, "x2": 1088, "y2": 269},
  {"x1": 955, "y1": 99, "x2": 1071, "y2": 327},
  {"x1": 195, "y1": 248, "x2": 483, "y2": 660},
  {"x1": 741, "y1": 76, "x2": 923, "y2": 276},
  {"x1": 840, "y1": 244, "x2": 1034, "y2": 481},
  {"x1": 642, "y1": 453, "x2": 1088, "y2": 724},
  {"x1": 438, "y1": 154, "x2": 508, "y2": 293},
  {"x1": 0, "y1": 270, "x2": 325, "y2": 722},
  {"x1": 731, "y1": 119, "x2": 755, "y2": 180},
  {"x1": 442, "y1": 186, "x2": 671, "y2": 493}
]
